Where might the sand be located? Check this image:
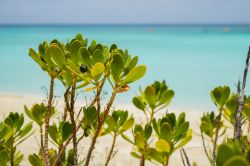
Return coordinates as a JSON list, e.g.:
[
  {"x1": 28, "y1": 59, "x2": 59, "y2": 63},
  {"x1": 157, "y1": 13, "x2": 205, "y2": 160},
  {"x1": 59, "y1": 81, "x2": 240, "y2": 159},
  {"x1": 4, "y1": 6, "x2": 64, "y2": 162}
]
[{"x1": 0, "y1": 92, "x2": 210, "y2": 166}]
